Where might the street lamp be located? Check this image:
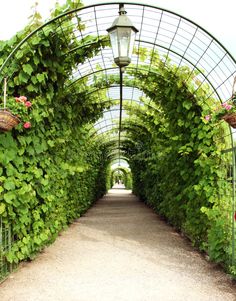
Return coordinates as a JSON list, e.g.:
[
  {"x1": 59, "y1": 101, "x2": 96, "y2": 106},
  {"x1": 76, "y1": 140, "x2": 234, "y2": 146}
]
[
  {"x1": 107, "y1": 4, "x2": 138, "y2": 166},
  {"x1": 107, "y1": 4, "x2": 139, "y2": 68}
]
